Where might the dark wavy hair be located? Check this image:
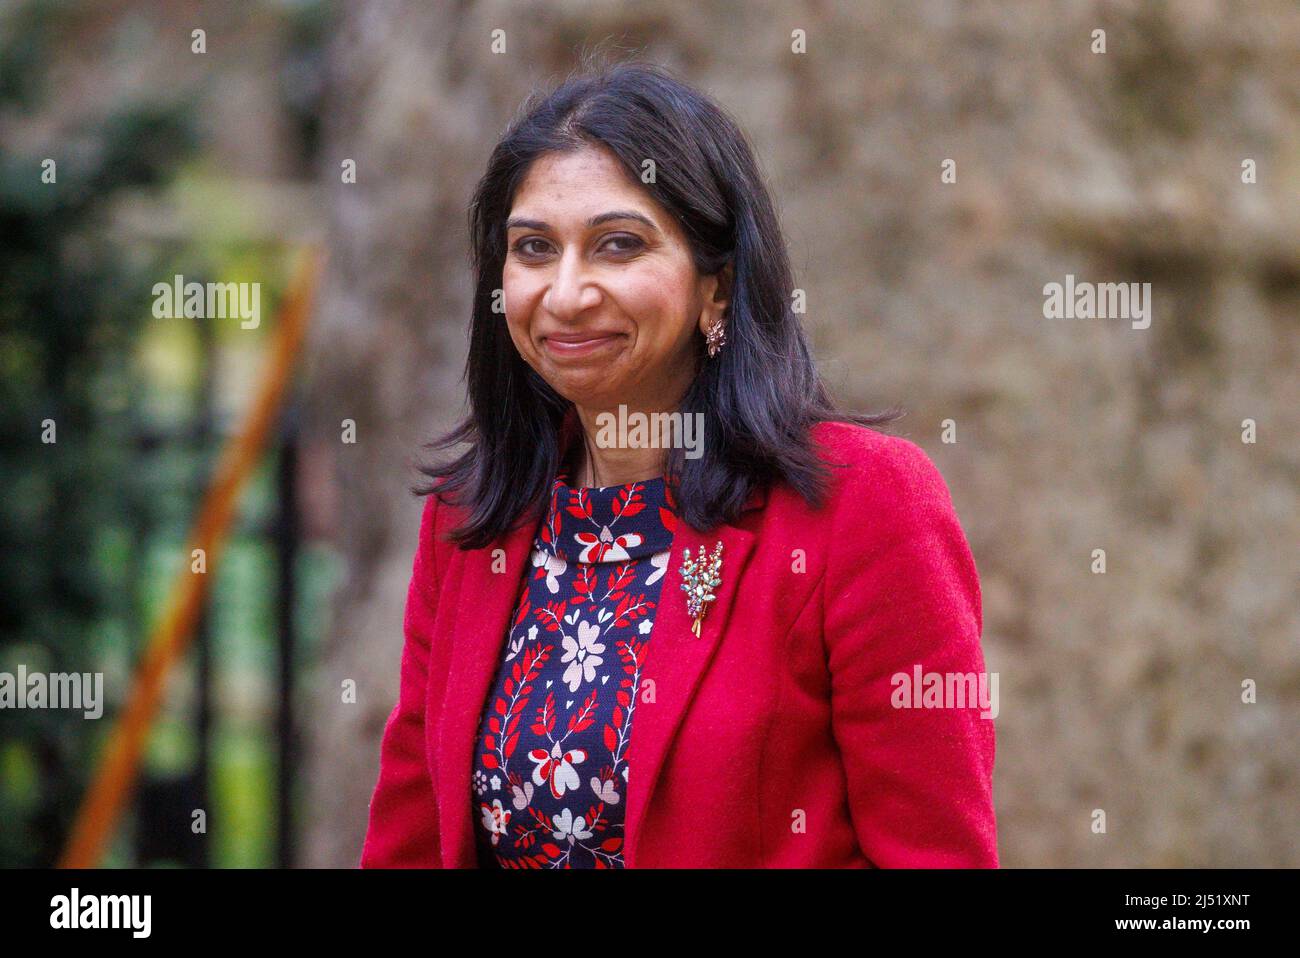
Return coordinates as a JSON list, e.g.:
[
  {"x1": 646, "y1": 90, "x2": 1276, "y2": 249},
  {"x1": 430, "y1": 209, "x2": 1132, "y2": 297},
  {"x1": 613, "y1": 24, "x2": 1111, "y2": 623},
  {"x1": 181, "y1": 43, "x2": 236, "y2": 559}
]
[{"x1": 419, "y1": 59, "x2": 900, "y2": 549}]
